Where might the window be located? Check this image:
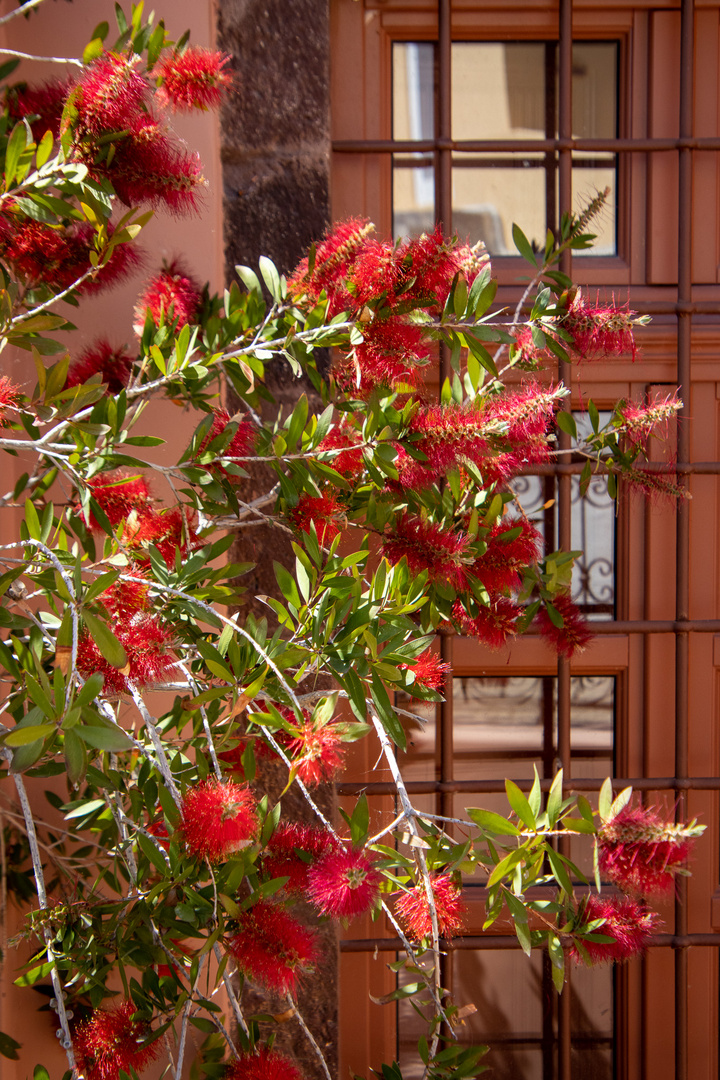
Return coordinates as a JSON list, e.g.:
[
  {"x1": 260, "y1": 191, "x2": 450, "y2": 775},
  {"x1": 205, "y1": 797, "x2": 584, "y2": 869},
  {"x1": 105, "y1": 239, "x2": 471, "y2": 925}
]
[{"x1": 332, "y1": 3, "x2": 720, "y2": 1079}]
